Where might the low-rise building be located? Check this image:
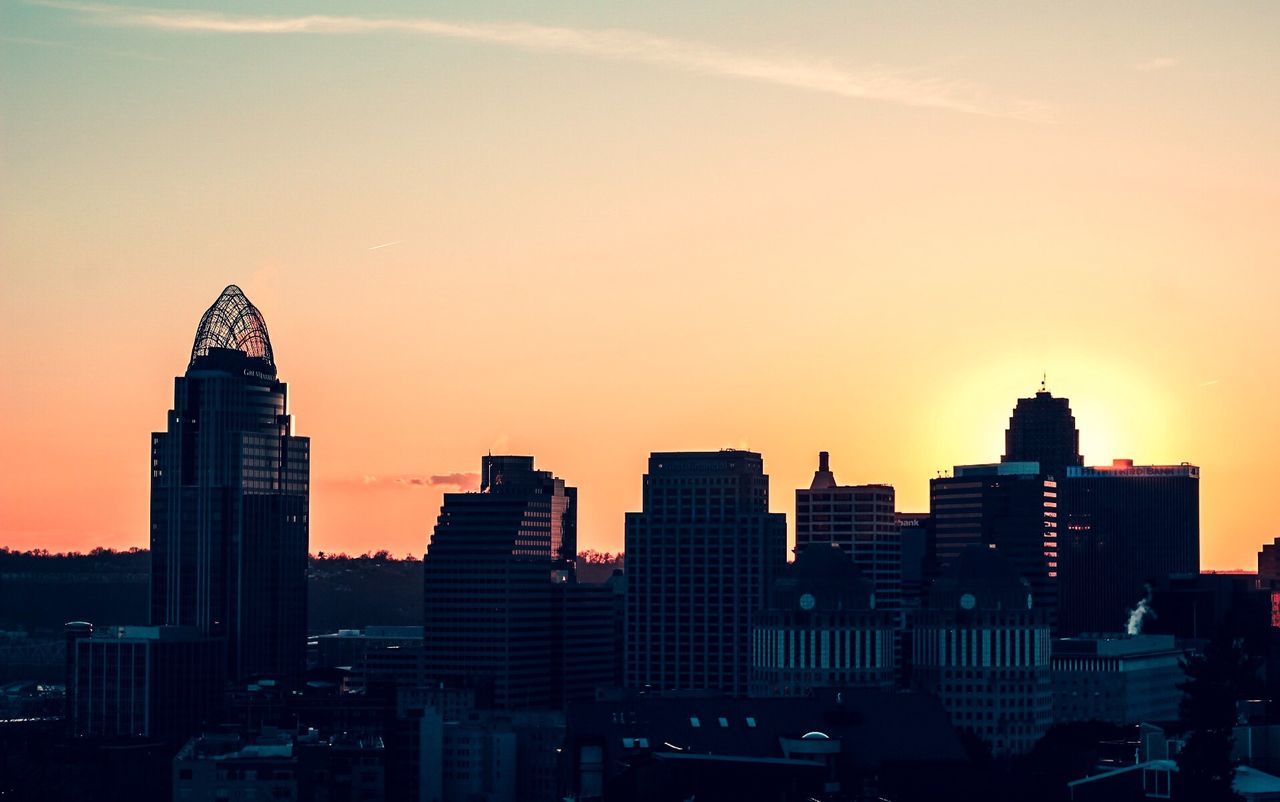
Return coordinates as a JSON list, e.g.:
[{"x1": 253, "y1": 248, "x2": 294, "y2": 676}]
[
  {"x1": 750, "y1": 544, "x2": 897, "y2": 696},
  {"x1": 1052, "y1": 633, "x2": 1184, "y2": 725},
  {"x1": 173, "y1": 727, "x2": 386, "y2": 802},
  {"x1": 69, "y1": 624, "x2": 223, "y2": 741}
]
